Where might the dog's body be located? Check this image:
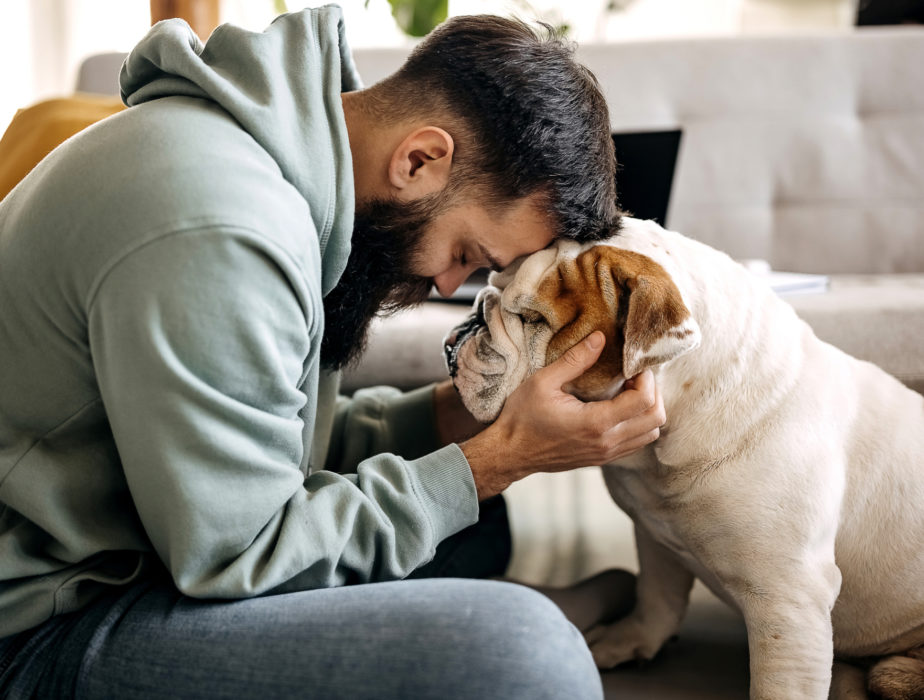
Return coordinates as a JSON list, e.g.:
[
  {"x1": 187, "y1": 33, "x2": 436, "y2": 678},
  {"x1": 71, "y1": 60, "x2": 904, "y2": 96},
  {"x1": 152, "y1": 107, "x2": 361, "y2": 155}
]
[{"x1": 446, "y1": 218, "x2": 924, "y2": 699}]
